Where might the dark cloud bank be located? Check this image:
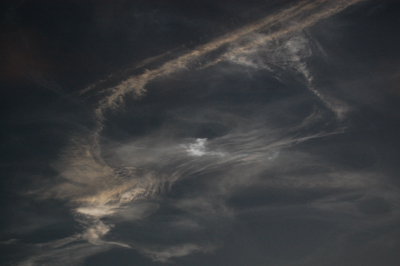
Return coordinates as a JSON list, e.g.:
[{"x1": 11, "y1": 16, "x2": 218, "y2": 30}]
[{"x1": 1, "y1": 0, "x2": 400, "y2": 265}]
